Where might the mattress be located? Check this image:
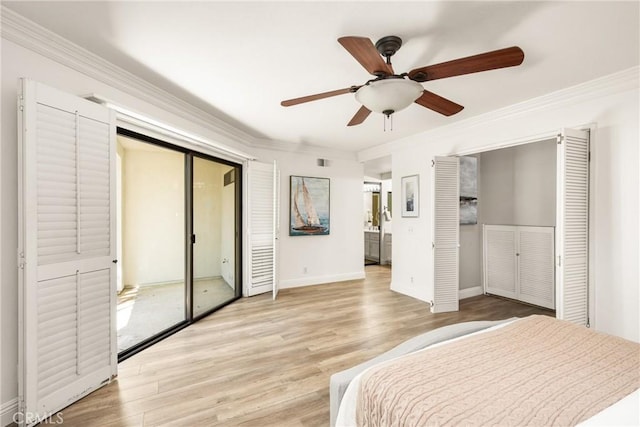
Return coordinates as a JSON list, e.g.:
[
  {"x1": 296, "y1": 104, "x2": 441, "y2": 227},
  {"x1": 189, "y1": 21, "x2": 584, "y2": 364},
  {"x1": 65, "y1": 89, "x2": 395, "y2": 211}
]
[{"x1": 336, "y1": 316, "x2": 640, "y2": 426}]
